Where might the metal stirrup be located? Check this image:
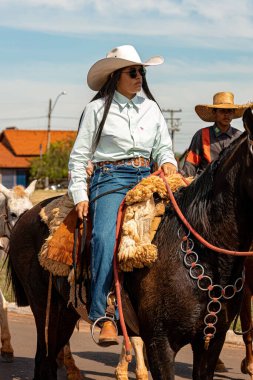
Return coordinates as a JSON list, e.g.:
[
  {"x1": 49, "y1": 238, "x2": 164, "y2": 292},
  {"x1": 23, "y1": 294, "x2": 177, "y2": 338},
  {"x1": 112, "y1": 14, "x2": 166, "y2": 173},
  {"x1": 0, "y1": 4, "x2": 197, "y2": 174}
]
[{"x1": 90, "y1": 315, "x2": 118, "y2": 346}]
